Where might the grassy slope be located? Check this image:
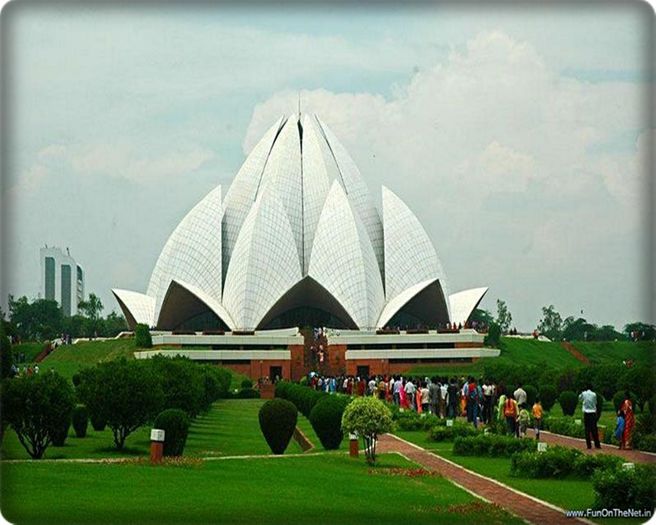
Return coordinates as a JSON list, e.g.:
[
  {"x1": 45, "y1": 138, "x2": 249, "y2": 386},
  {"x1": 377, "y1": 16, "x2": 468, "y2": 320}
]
[
  {"x1": 409, "y1": 337, "x2": 655, "y2": 377},
  {"x1": 12, "y1": 342, "x2": 46, "y2": 363},
  {"x1": 0, "y1": 453, "x2": 523, "y2": 525},
  {"x1": 1, "y1": 399, "x2": 313, "y2": 460},
  {"x1": 393, "y1": 432, "x2": 639, "y2": 525}
]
